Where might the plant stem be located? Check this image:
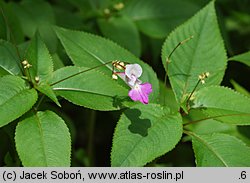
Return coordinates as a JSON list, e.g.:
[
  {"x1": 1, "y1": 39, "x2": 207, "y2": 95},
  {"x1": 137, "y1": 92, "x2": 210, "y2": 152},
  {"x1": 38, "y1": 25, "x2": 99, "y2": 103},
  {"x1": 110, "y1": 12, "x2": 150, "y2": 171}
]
[
  {"x1": 163, "y1": 61, "x2": 170, "y2": 106},
  {"x1": 34, "y1": 95, "x2": 45, "y2": 111},
  {"x1": 87, "y1": 110, "x2": 96, "y2": 166},
  {"x1": 50, "y1": 61, "x2": 113, "y2": 86},
  {"x1": 24, "y1": 67, "x2": 33, "y2": 83},
  {"x1": 183, "y1": 129, "x2": 195, "y2": 137},
  {"x1": 185, "y1": 79, "x2": 201, "y2": 107}
]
